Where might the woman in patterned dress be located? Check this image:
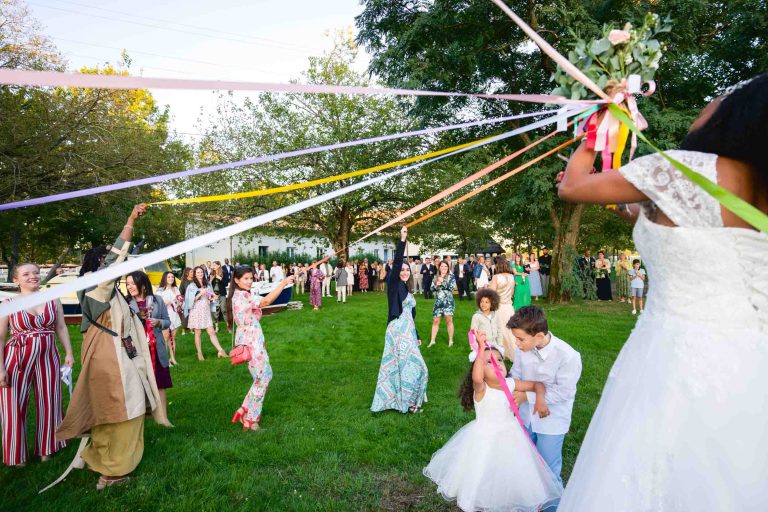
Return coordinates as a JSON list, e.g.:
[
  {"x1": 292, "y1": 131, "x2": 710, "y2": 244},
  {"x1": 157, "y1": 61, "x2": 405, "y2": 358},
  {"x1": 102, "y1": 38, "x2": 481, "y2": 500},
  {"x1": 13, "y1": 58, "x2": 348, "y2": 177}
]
[
  {"x1": 184, "y1": 266, "x2": 227, "y2": 361},
  {"x1": 227, "y1": 266, "x2": 294, "y2": 430},
  {"x1": 614, "y1": 252, "x2": 632, "y2": 303},
  {"x1": 358, "y1": 261, "x2": 369, "y2": 292},
  {"x1": 428, "y1": 260, "x2": 457, "y2": 348},
  {"x1": 0, "y1": 263, "x2": 74, "y2": 466},
  {"x1": 371, "y1": 227, "x2": 428, "y2": 414},
  {"x1": 308, "y1": 262, "x2": 324, "y2": 310}
]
